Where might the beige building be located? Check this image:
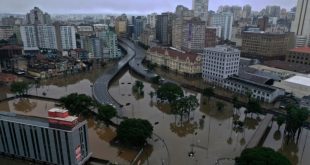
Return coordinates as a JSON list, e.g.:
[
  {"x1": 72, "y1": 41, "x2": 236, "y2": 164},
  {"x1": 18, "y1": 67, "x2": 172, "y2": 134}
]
[
  {"x1": 0, "y1": 26, "x2": 14, "y2": 40},
  {"x1": 115, "y1": 14, "x2": 128, "y2": 37},
  {"x1": 241, "y1": 31, "x2": 289, "y2": 60},
  {"x1": 146, "y1": 47, "x2": 202, "y2": 77},
  {"x1": 286, "y1": 47, "x2": 310, "y2": 66}
]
